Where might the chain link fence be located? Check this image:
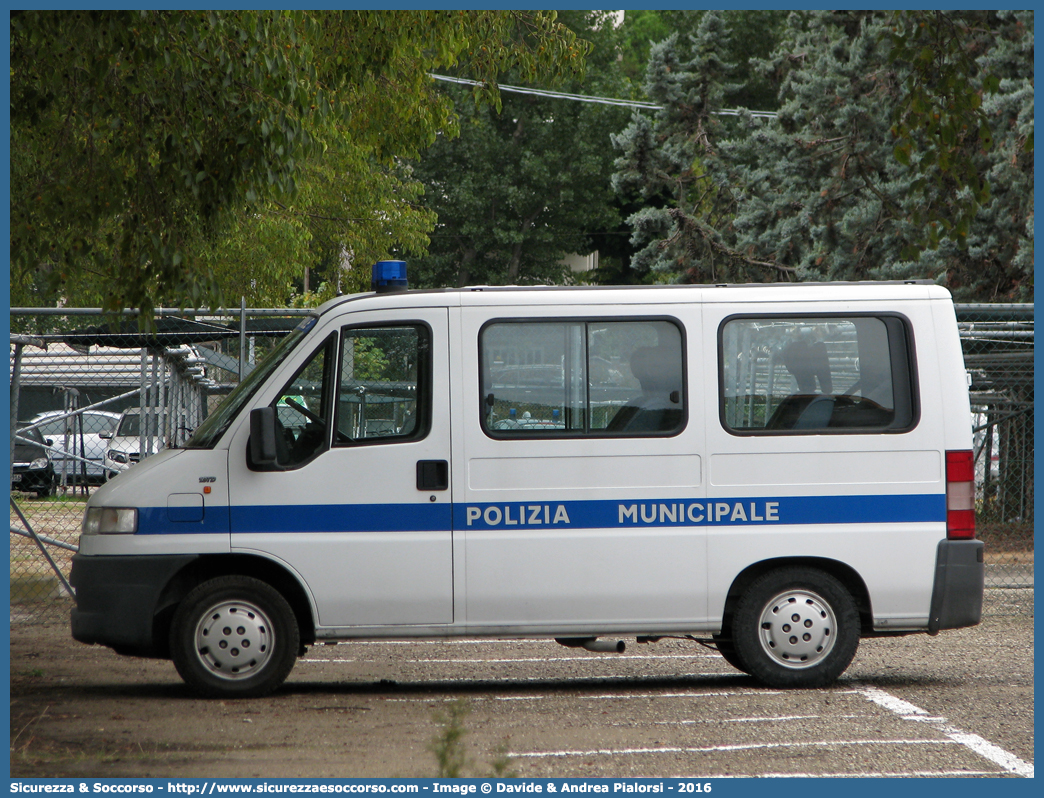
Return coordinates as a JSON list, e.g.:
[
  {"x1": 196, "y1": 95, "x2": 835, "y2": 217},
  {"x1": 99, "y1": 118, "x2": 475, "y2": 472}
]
[
  {"x1": 9, "y1": 308, "x2": 310, "y2": 624},
  {"x1": 957, "y1": 304, "x2": 1034, "y2": 591},
  {"x1": 10, "y1": 304, "x2": 1033, "y2": 627}
]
